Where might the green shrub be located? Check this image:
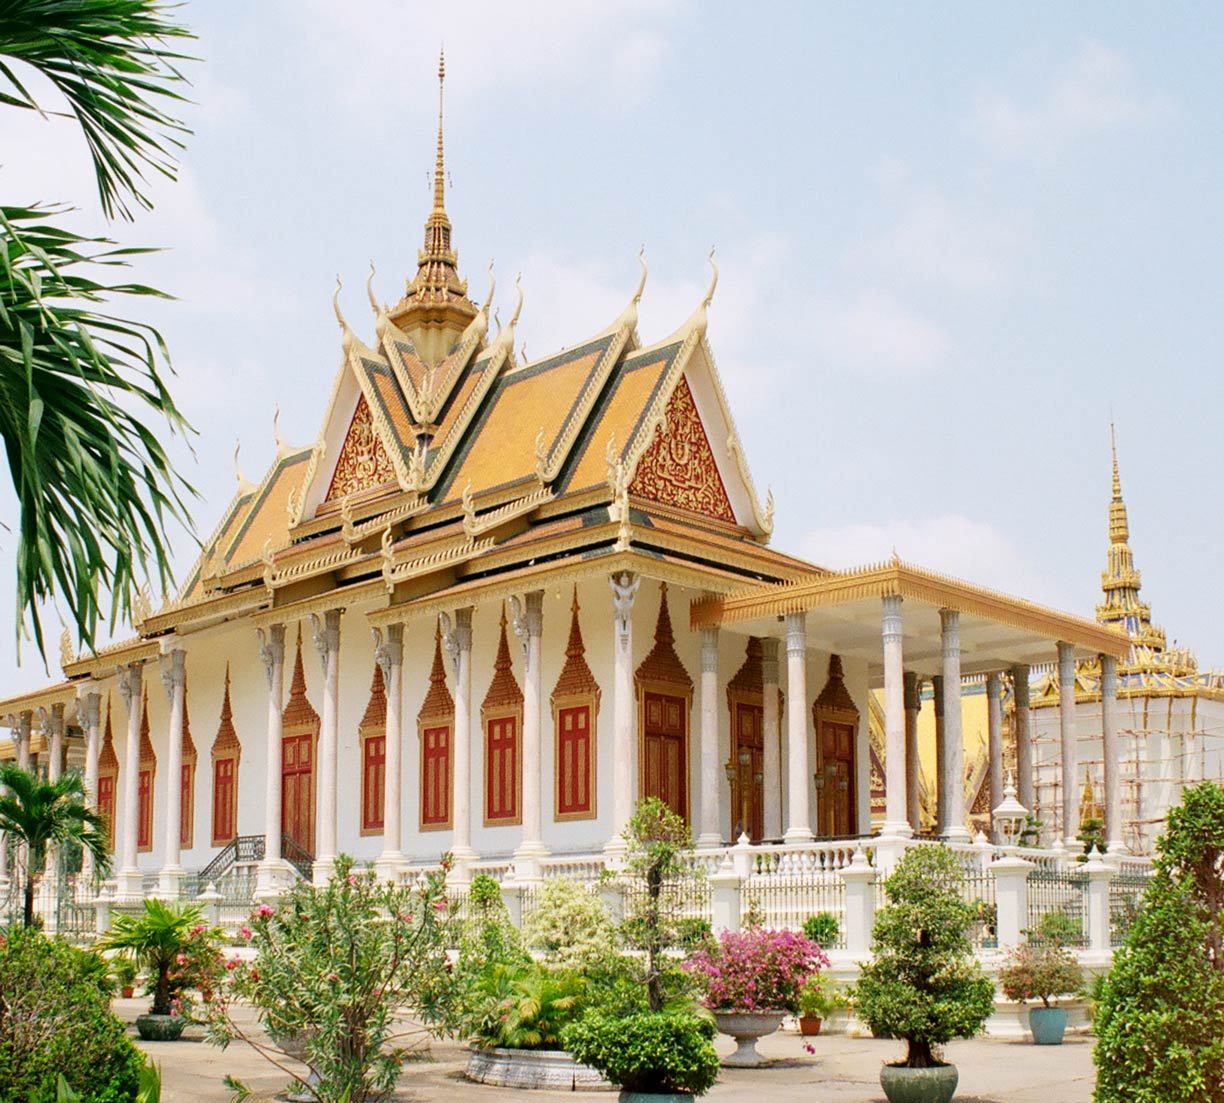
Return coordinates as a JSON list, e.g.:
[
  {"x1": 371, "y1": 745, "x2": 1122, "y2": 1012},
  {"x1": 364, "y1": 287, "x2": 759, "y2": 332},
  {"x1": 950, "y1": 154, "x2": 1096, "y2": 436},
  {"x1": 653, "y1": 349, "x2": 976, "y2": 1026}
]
[
  {"x1": 803, "y1": 912, "x2": 840, "y2": 948},
  {"x1": 465, "y1": 962, "x2": 586, "y2": 1050},
  {"x1": 852, "y1": 846, "x2": 995, "y2": 1069},
  {"x1": 798, "y1": 976, "x2": 847, "y2": 1018},
  {"x1": 0, "y1": 928, "x2": 146, "y2": 1103},
  {"x1": 1035, "y1": 910, "x2": 1082, "y2": 947},
  {"x1": 1094, "y1": 782, "x2": 1224, "y2": 1102},
  {"x1": 563, "y1": 1010, "x2": 719, "y2": 1095},
  {"x1": 998, "y1": 942, "x2": 1083, "y2": 1007},
  {"x1": 521, "y1": 877, "x2": 614, "y2": 970}
]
